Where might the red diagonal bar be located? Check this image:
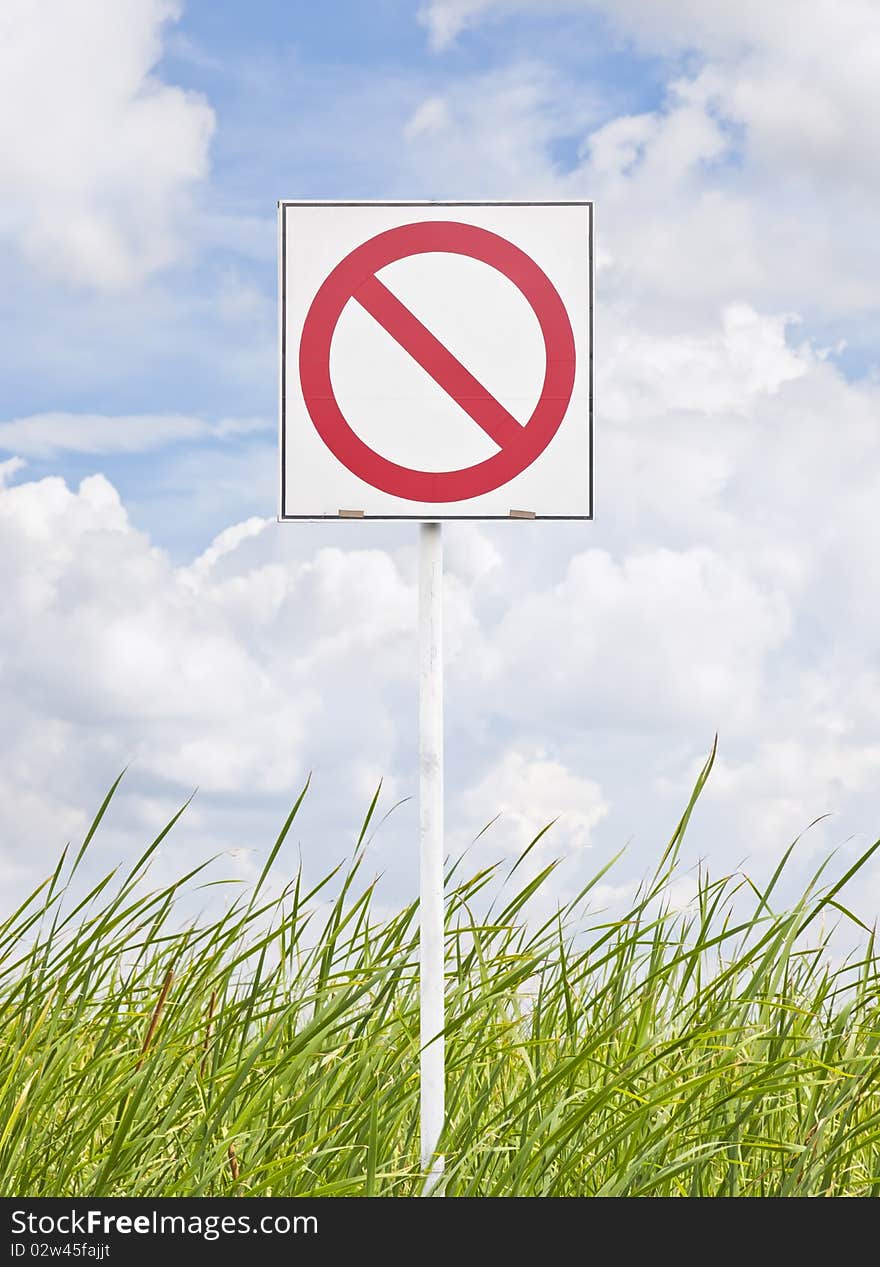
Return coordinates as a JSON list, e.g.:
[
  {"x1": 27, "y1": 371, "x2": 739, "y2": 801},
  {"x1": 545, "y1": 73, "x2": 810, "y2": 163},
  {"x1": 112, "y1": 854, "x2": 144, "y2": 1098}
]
[{"x1": 353, "y1": 273, "x2": 525, "y2": 451}]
